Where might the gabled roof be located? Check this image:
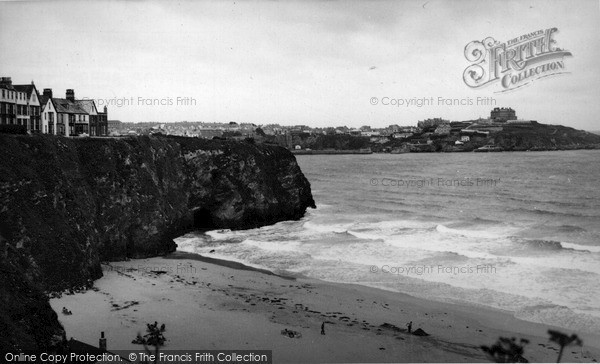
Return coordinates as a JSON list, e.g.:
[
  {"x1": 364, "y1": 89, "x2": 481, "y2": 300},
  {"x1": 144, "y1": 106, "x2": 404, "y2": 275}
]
[
  {"x1": 53, "y1": 98, "x2": 88, "y2": 114},
  {"x1": 14, "y1": 84, "x2": 41, "y2": 105},
  {"x1": 39, "y1": 94, "x2": 50, "y2": 107},
  {"x1": 75, "y1": 99, "x2": 98, "y2": 114},
  {"x1": 14, "y1": 84, "x2": 35, "y2": 95}
]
